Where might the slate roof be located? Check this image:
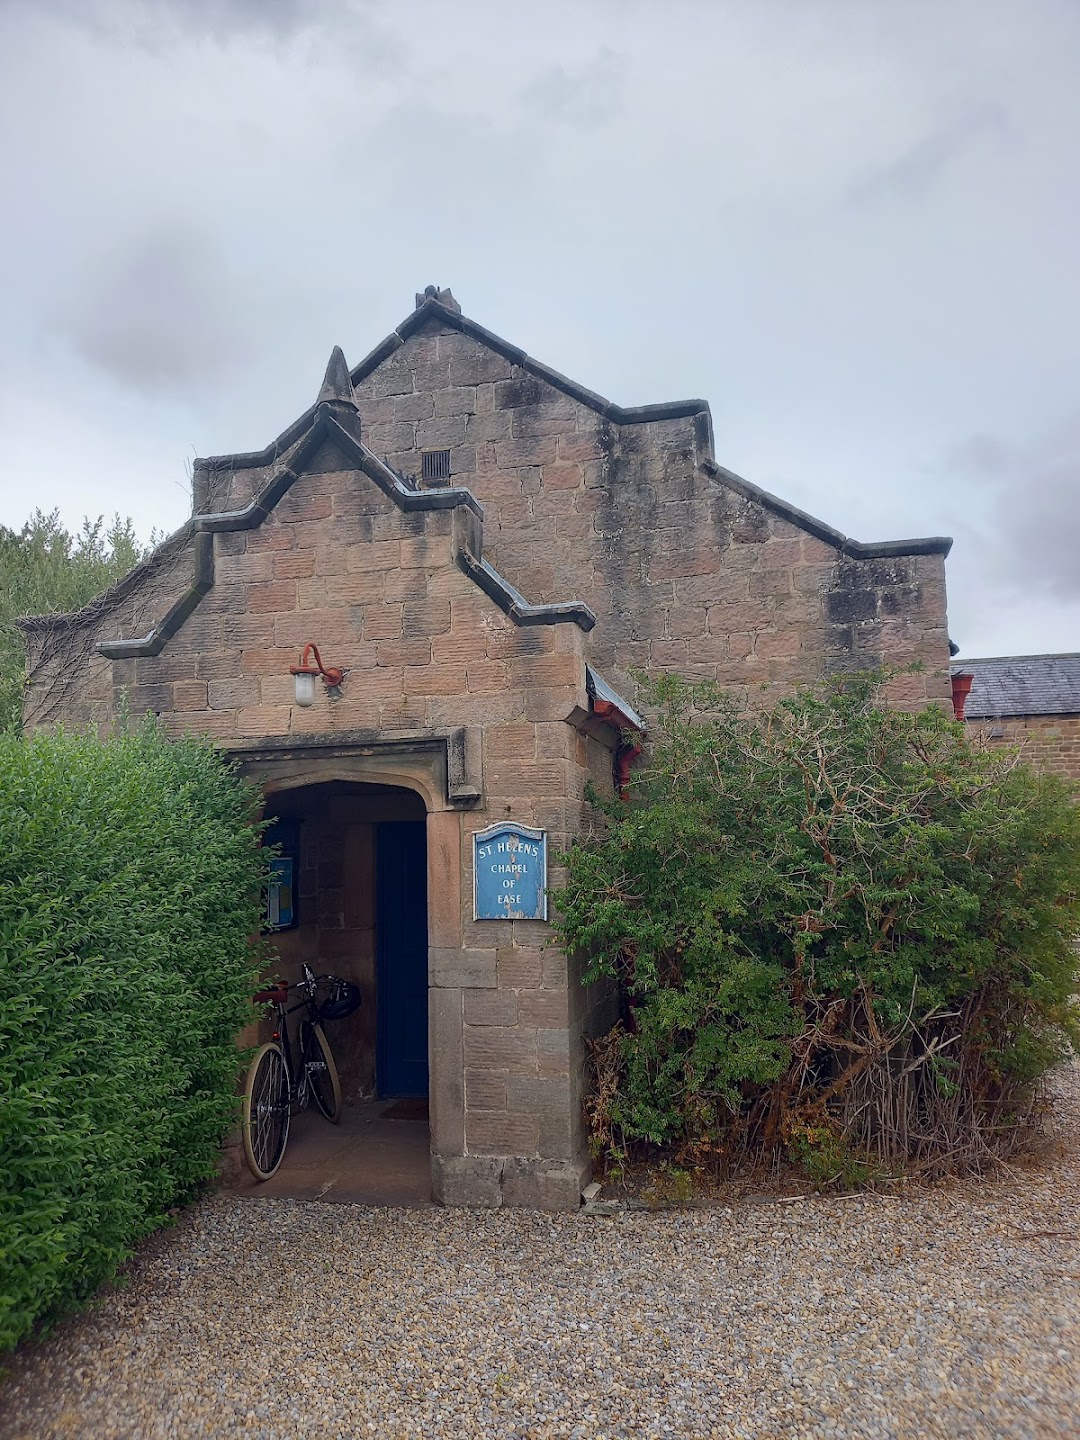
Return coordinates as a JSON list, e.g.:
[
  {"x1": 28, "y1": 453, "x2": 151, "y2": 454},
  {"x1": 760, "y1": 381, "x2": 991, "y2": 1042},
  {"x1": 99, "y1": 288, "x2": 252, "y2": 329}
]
[{"x1": 951, "y1": 654, "x2": 1080, "y2": 718}]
